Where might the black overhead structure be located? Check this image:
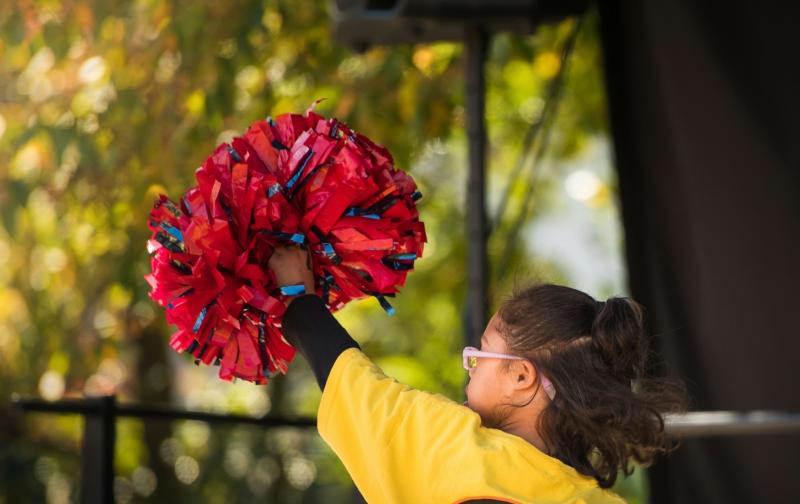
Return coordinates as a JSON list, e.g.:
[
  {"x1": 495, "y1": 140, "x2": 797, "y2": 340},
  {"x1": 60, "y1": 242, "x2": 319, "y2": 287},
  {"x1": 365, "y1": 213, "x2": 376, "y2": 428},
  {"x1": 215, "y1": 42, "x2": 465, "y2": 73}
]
[{"x1": 329, "y1": 0, "x2": 588, "y2": 348}]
